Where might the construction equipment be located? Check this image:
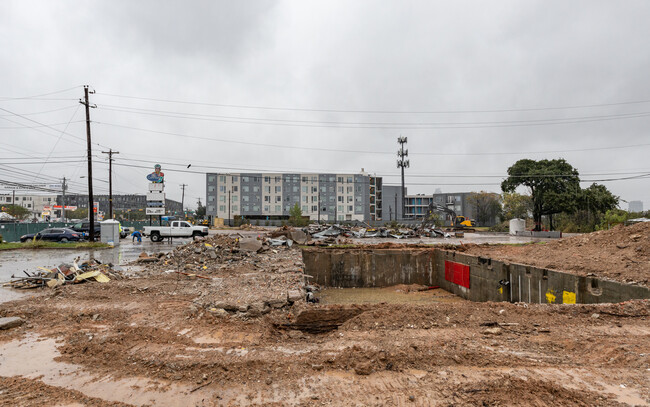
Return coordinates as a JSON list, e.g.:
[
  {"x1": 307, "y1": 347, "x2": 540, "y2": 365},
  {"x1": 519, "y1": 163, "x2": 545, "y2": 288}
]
[{"x1": 424, "y1": 202, "x2": 476, "y2": 231}]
